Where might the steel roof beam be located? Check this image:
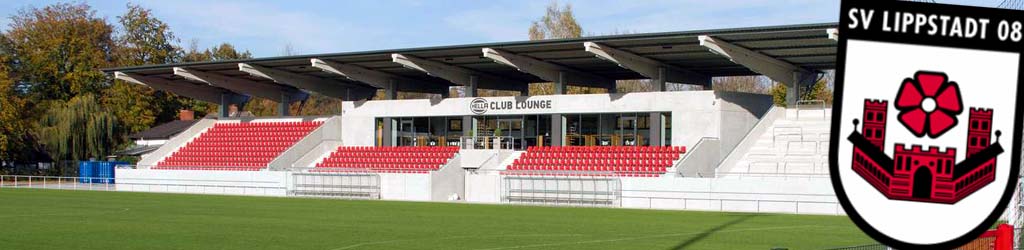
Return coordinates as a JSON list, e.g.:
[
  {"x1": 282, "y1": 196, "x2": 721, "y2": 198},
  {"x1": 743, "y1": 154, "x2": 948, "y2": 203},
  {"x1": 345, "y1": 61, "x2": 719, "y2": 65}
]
[
  {"x1": 114, "y1": 71, "x2": 248, "y2": 104},
  {"x1": 238, "y1": 63, "x2": 375, "y2": 100},
  {"x1": 482, "y1": 48, "x2": 613, "y2": 89},
  {"x1": 310, "y1": 58, "x2": 448, "y2": 95},
  {"x1": 698, "y1": 36, "x2": 816, "y2": 85},
  {"x1": 583, "y1": 42, "x2": 710, "y2": 85},
  {"x1": 391, "y1": 53, "x2": 528, "y2": 93},
  {"x1": 173, "y1": 67, "x2": 308, "y2": 102}
]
